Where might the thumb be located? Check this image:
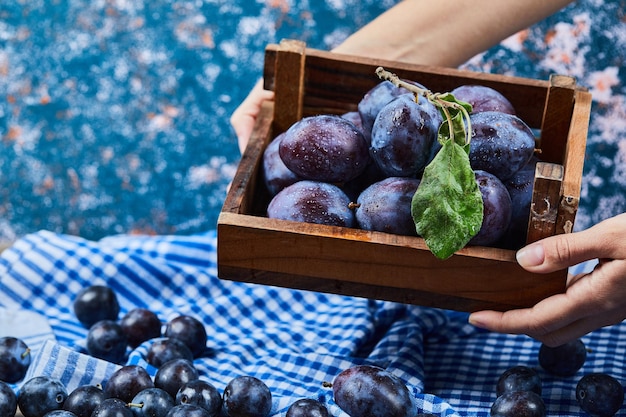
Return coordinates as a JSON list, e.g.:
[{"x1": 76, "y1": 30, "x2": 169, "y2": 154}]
[{"x1": 516, "y1": 225, "x2": 608, "y2": 273}]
